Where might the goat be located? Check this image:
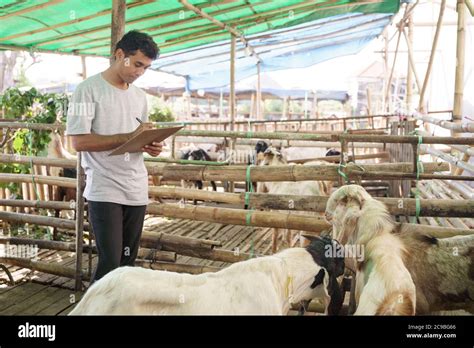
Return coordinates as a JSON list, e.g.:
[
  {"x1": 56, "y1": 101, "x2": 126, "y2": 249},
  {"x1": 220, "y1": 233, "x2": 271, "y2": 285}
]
[
  {"x1": 325, "y1": 149, "x2": 341, "y2": 157},
  {"x1": 257, "y1": 147, "x2": 330, "y2": 251},
  {"x1": 180, "y1": 149, "x2": 217, "y2": 204},
  {"x1": 326, "y1": 184, "x2": 474, "y2": 315},
  {"x1": 325, "y1": 184, "x2": 417, "y2": 315},
  {"x1": 69, "y1": 236, "x2": 345, "y2": 315},
  {"x1": 397, "y1": 231, "x2": 474, "y2": 314},
  {"x1": 255, "y1": 140, "x2": 269, "y2": 165}
]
